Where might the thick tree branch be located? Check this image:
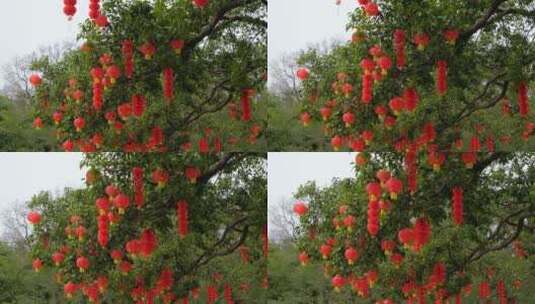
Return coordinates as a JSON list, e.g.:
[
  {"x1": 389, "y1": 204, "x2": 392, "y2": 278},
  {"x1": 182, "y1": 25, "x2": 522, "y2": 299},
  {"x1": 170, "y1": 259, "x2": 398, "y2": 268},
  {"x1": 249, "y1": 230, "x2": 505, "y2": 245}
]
[
  {"x1": 198, "y1": 153, "x2": 244, "y2": 184},
  {"x1": 183, "y1": 0, "x2": 255, "y2": 58},
  {"x1": 183, "y1": 215, "x2": 250, "y2": 275},
  {"x1": 460, "y1": 0, "x2": 509, "y2": 40}
]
